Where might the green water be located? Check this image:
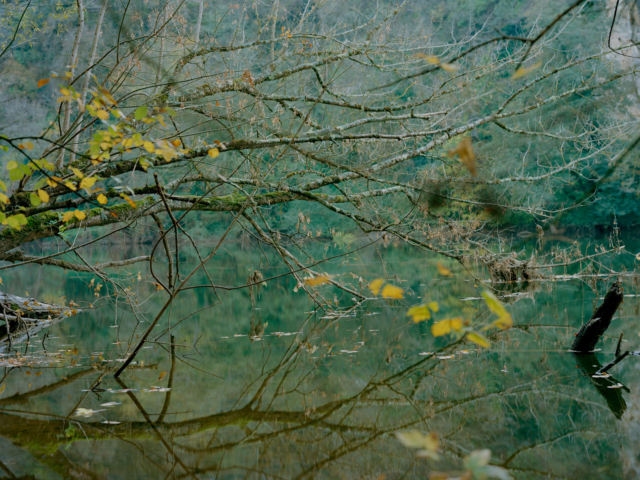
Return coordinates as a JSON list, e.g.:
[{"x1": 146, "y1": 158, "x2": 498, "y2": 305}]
[{"x1": 0, "y1": 239, "x2": 639, "y2": 479}]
